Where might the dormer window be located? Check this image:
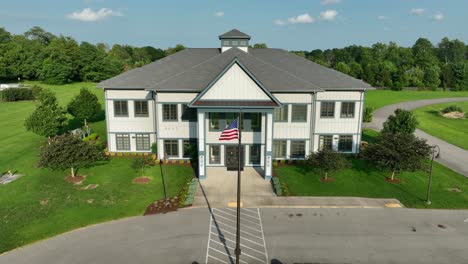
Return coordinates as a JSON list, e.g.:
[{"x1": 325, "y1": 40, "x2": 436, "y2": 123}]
[
  {"x1": 232, "y1": 40, "x2": 238, "y2": 46},
  {"x1": 240, "y1": 41, "x2": 247, "y2": 46},
  {"x1": 223, "y1": 40, "x2": 229, "y2": 45}
]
